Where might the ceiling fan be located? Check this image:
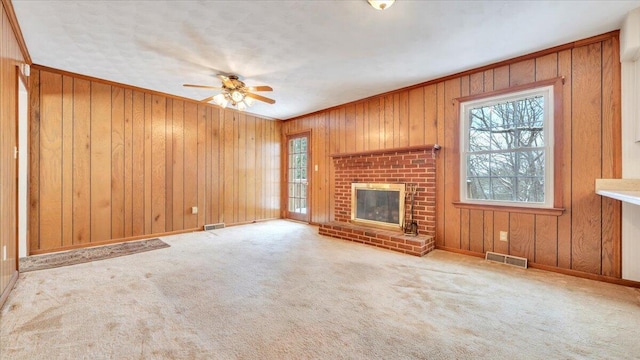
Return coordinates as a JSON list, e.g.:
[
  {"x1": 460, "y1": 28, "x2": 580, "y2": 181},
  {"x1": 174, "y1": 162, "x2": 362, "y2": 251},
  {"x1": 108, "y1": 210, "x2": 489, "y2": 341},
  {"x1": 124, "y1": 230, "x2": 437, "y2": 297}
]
[{"x1": 183, "y1": 74, "x2": 275, "y2": 111}]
